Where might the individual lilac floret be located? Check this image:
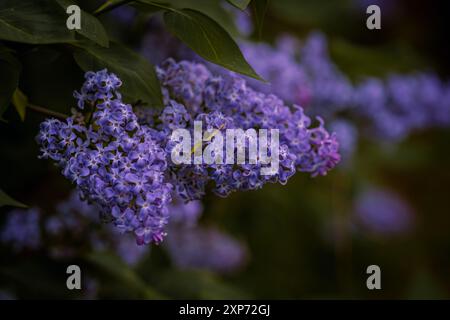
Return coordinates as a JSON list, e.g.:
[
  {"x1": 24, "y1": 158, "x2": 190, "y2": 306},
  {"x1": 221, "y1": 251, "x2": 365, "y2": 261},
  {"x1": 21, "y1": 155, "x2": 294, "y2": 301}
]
[
  {"x1": 37, "y1": 70, "x2": 172, "y2": 245},
  {"x1": 353, "y1": 187, "x2": 414, "y2": 236},
  {"x1": 1, "y1": 208, "x2": 41, "y2": 252}
]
